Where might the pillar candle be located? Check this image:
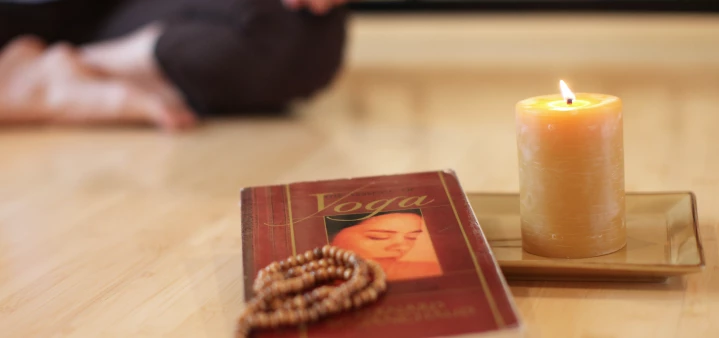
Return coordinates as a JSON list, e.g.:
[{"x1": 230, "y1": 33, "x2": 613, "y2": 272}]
[{"x1": 515, "y1": 81, "x2": 626, "y2": 258}]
